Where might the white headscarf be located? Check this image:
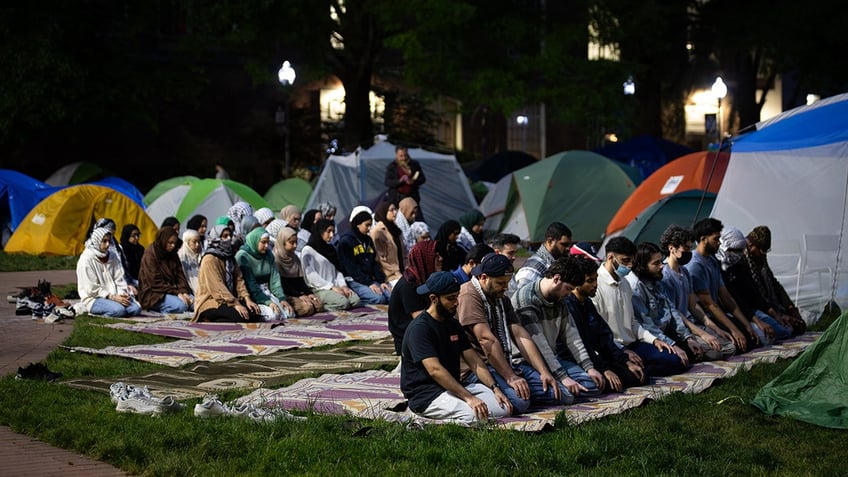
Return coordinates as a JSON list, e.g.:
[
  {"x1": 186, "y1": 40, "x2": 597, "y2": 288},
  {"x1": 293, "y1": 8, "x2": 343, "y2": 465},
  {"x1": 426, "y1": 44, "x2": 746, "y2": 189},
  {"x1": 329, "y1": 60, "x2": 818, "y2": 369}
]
[{"x1": 86, "y1": 227, "x2": 112, "y2": 260}]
